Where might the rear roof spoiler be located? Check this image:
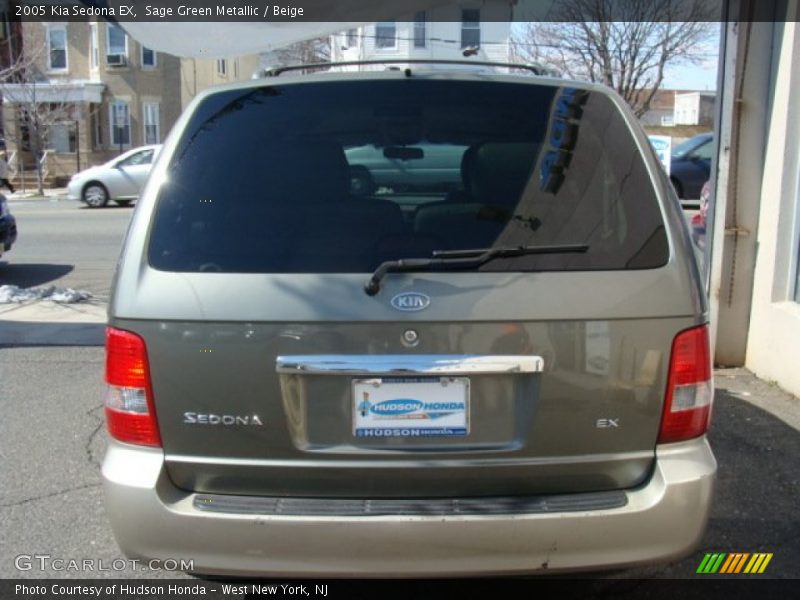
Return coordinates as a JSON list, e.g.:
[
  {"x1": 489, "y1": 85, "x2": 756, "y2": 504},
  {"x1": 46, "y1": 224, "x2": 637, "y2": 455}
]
[{"x1": 257, "y1": 59, "x2": 561, "y2": 78}]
